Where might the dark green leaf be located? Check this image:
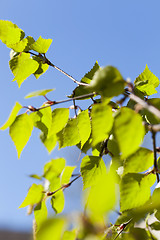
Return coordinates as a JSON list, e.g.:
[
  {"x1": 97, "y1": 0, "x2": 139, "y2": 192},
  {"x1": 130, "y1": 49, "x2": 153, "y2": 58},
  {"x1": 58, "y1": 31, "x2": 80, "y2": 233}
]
[{"x1": 149, "y1": 221, "x2": 160, "y2": 230}]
